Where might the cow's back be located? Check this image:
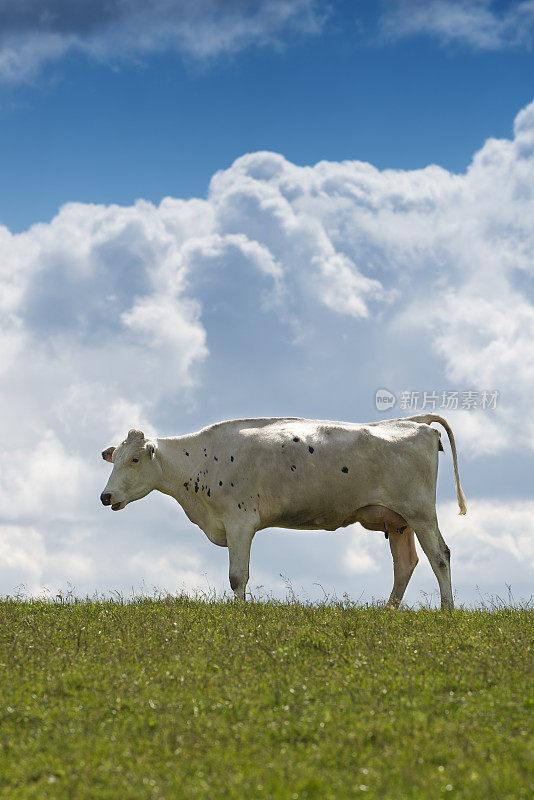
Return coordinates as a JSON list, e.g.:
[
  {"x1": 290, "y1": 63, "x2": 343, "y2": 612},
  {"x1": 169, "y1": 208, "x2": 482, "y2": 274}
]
[{"x1": 197, "y1": 417, "x2": 439, "y2": 532}]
